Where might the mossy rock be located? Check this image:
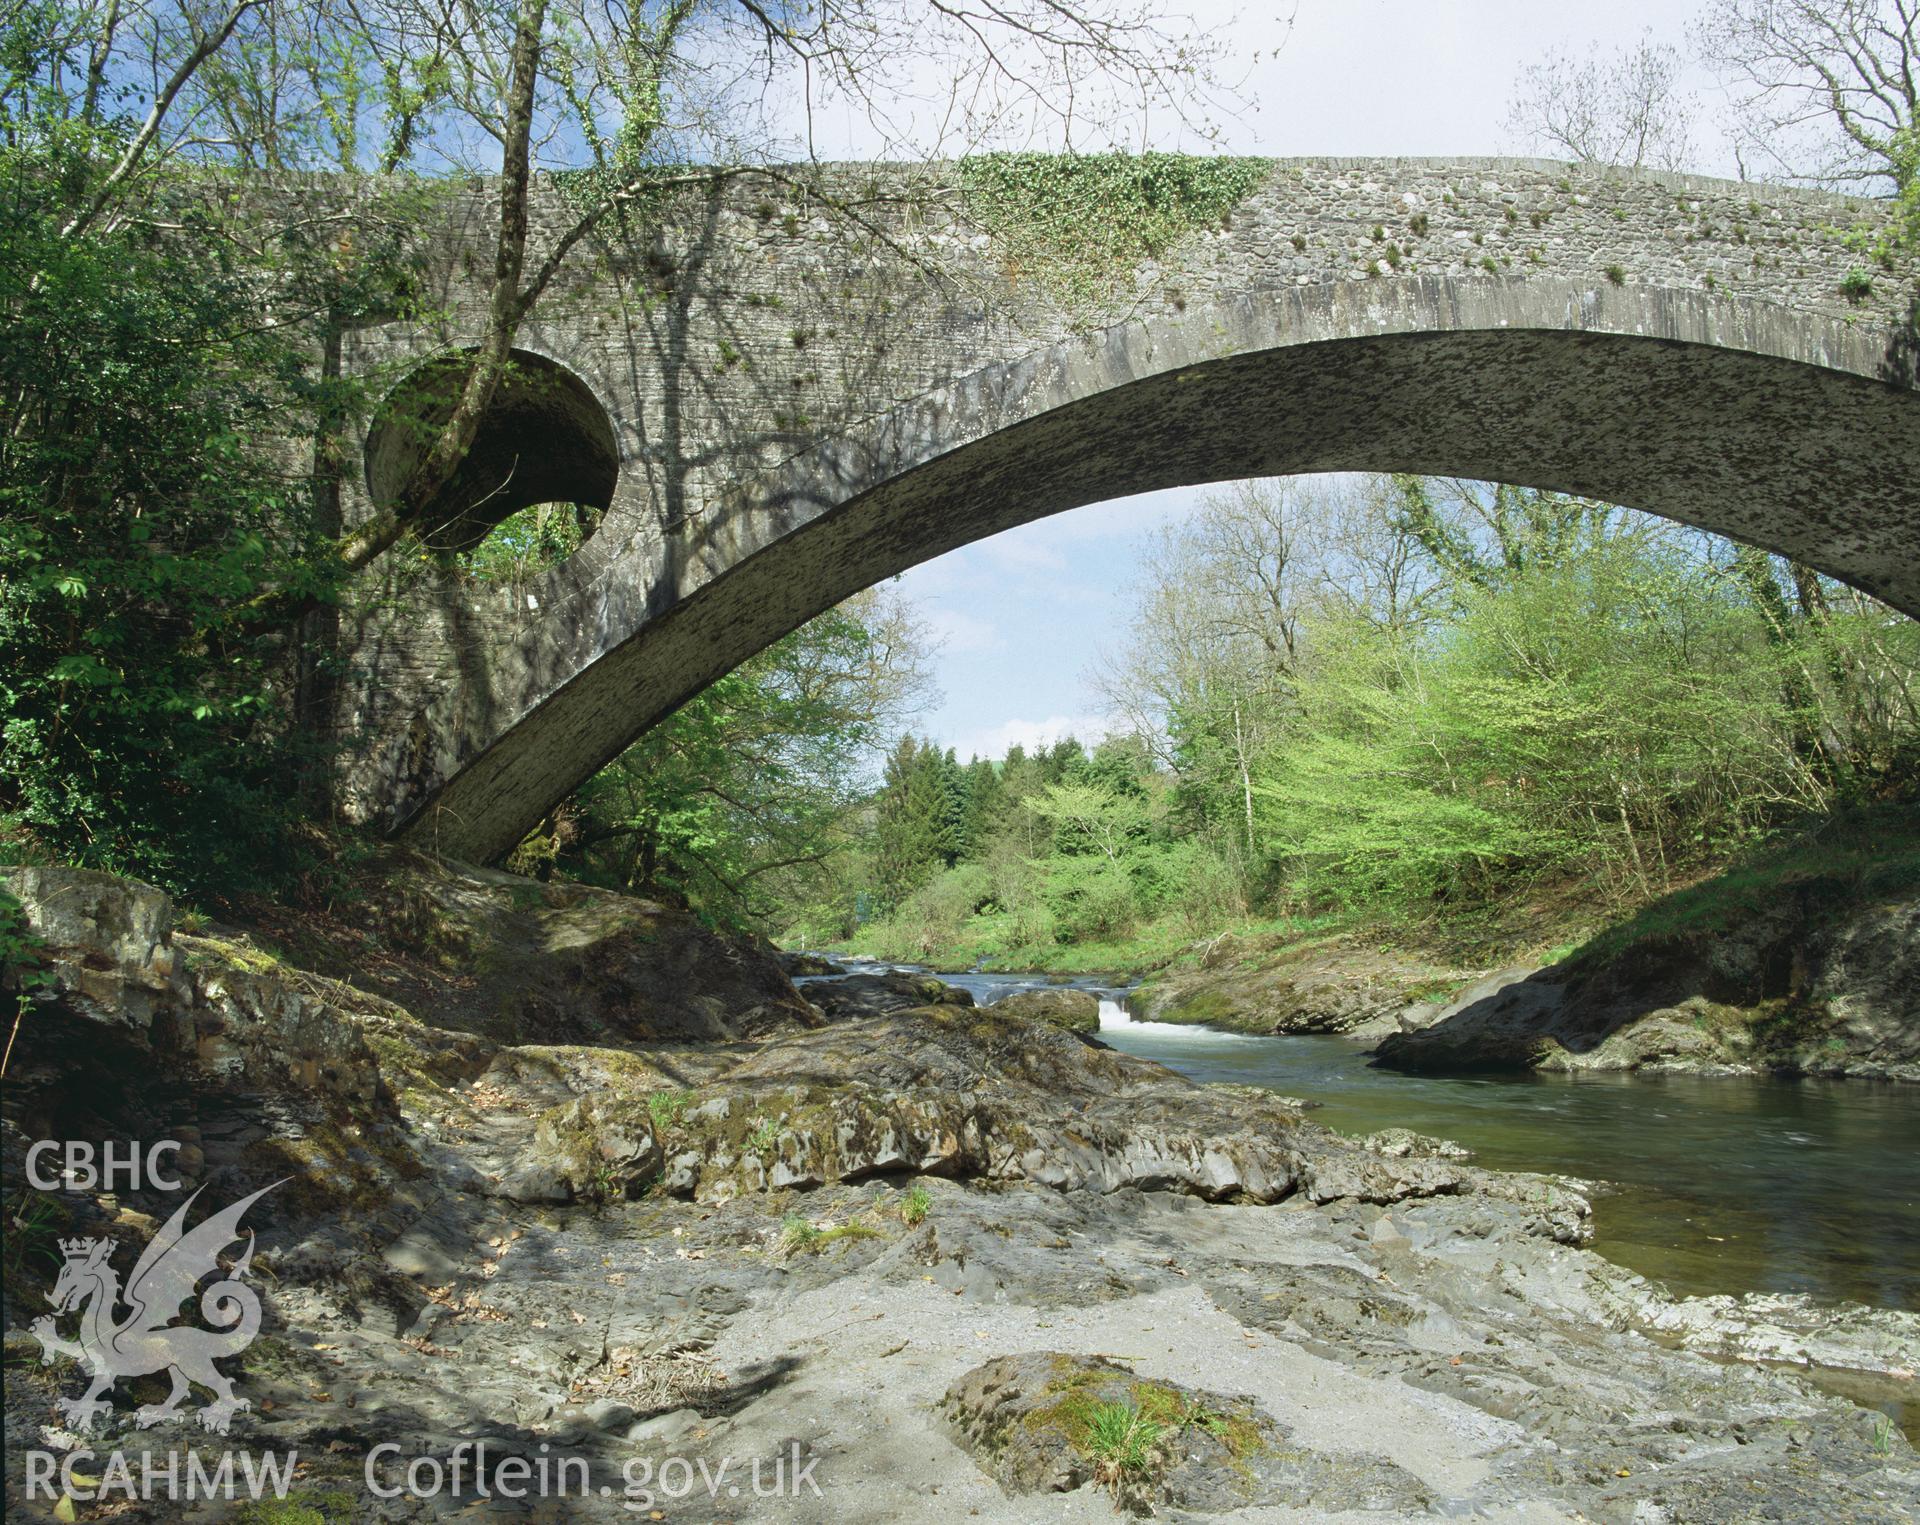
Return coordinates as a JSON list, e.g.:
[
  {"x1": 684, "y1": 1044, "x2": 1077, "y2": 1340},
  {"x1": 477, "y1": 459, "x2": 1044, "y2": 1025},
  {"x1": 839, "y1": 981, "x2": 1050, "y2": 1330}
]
[{"x1": 942, "y1": 1351, "x2": 1426, "y2": 1515}]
